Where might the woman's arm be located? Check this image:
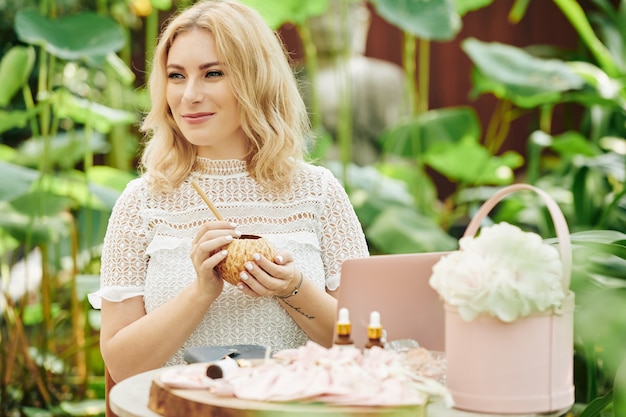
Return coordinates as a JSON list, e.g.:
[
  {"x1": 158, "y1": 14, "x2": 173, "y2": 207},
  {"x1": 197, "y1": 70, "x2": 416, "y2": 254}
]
[
  {"x1": 100, "y1": 281, "x2": 216, "y2": 382},
  {"x1": 237, "y1": 252, "x2": 339, "y2": 347},
  {"x1": 99, "y1": 183, "x2": 238, "y2": 381}
]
